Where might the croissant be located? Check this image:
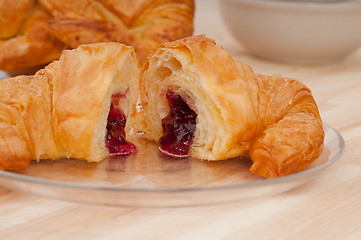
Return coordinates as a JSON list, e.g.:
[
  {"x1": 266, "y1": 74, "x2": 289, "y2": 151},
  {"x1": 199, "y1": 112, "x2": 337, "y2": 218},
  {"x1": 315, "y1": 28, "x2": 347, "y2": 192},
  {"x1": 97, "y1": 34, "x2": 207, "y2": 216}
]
[
  {"x1": 0, "y1": 42, "x2": 140, "y2": 170},
  {"x1": 136, "y1": 35, "x2": 325, "y2": 178},
  {"x1": 38, "y1": 0, "x2": 195, "y2": 64},
  {"x1": 0, "y1": 0, "x2": 65, "y2": 71},
  {"x1": 0, "y1": 0, "x2": 194, "y2": 72}
]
